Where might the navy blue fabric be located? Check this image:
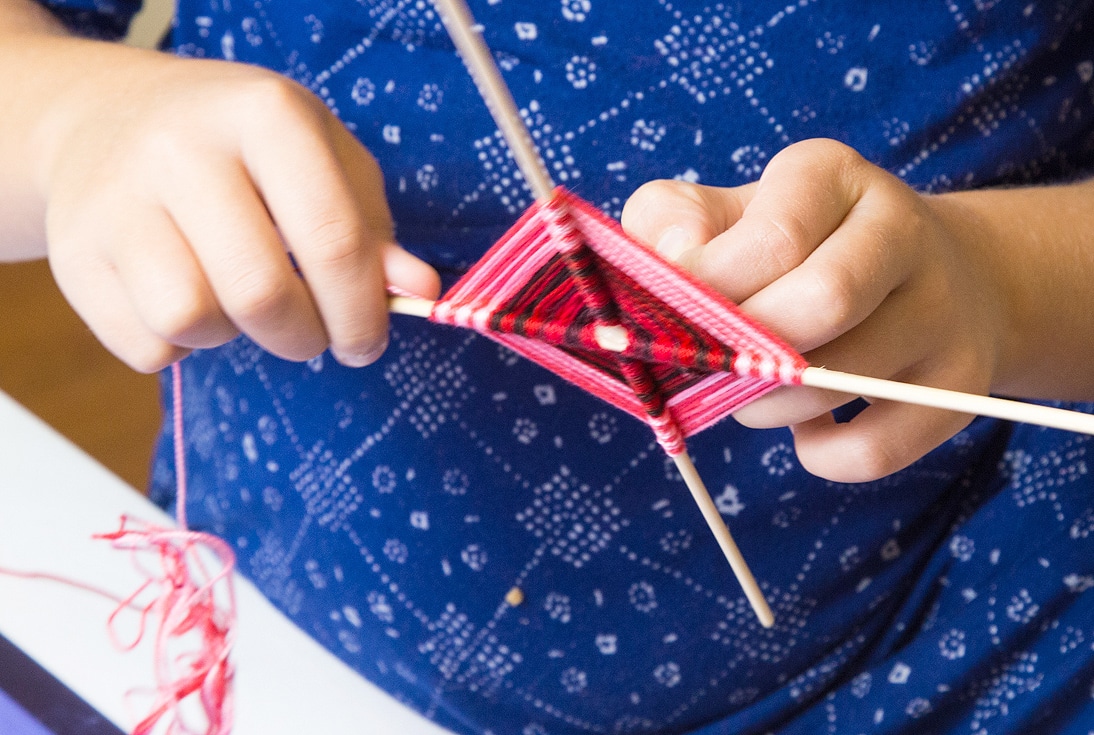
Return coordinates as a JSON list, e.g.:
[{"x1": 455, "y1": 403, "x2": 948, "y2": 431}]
[
  {"x1": 41, "y1": 0, "x2": 1094, "y2": 732},
  {"x1": 39, "y1": 0, "x2": 140, "y2": 40}
]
